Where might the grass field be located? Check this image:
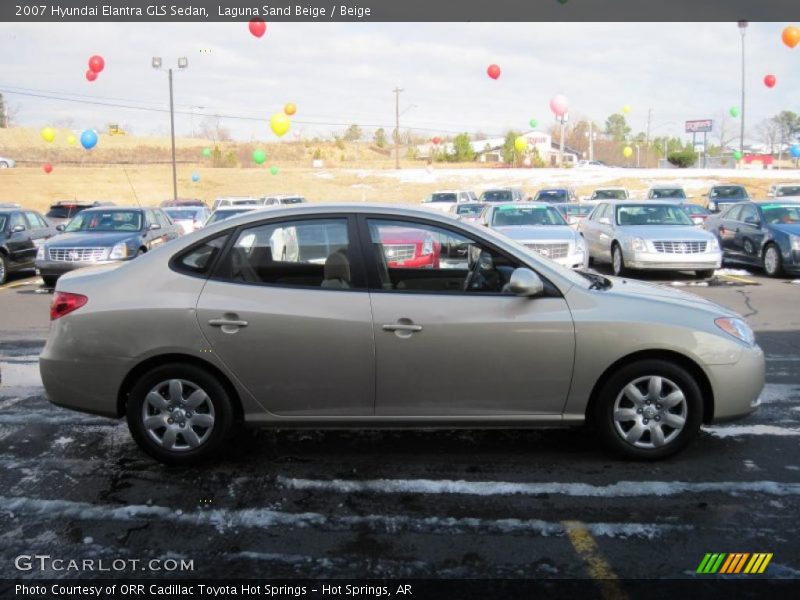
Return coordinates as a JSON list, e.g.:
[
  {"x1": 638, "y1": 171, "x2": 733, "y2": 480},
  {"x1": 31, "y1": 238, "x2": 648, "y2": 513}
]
[{"x1": 2, "y1": 127, "x2": 800, "y2": 212}]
